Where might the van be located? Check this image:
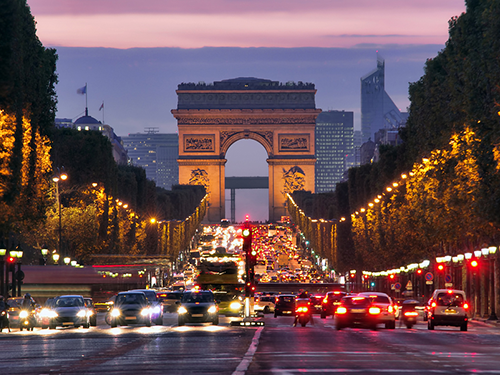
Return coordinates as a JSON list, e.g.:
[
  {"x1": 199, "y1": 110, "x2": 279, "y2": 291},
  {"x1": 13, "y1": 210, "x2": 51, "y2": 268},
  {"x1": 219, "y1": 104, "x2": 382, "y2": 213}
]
[{"x1": 427, "y1": 289, "x2": 468, "y2": 331}]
